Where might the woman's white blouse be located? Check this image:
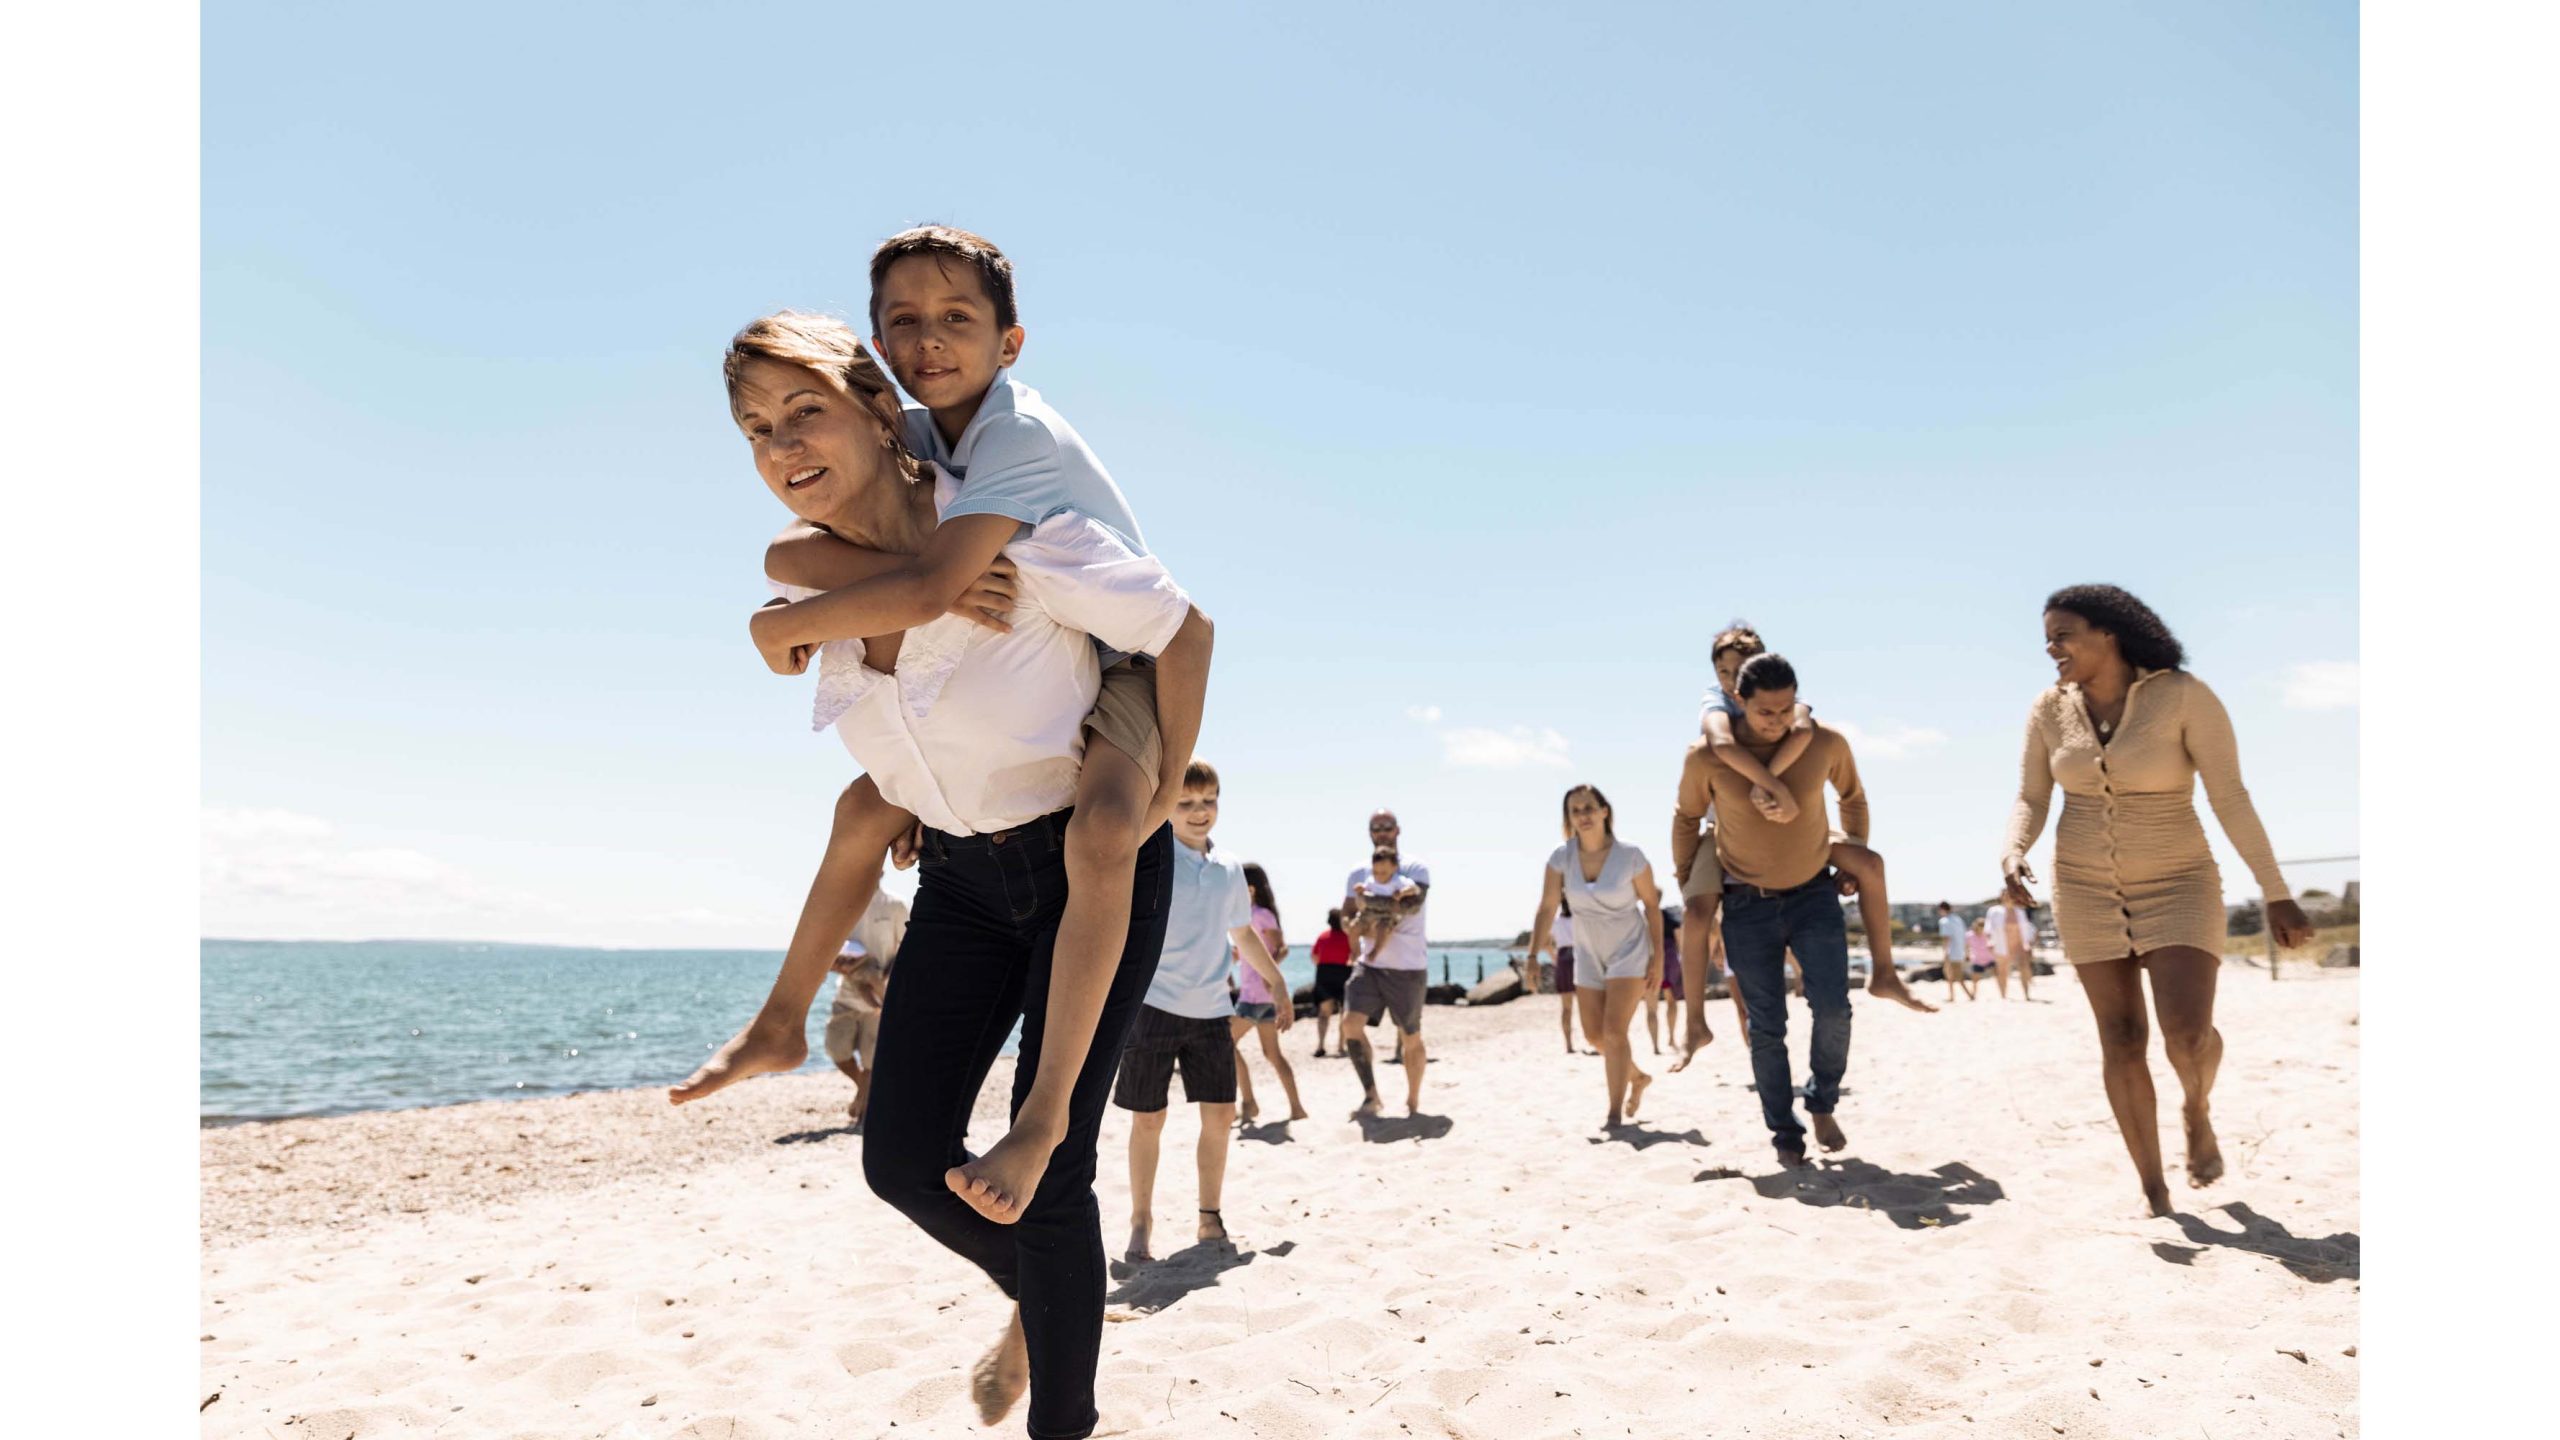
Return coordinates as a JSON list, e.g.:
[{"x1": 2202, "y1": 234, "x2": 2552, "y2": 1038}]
[{"x1": 778, "y1": 466, "x2": 1191, "y2": 837}]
